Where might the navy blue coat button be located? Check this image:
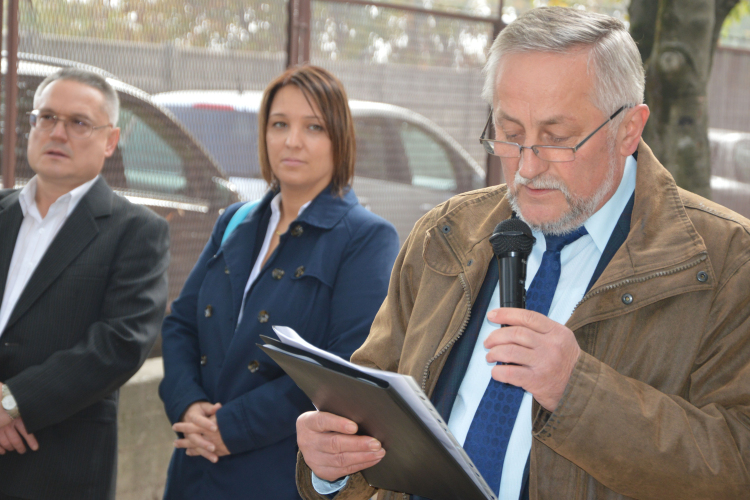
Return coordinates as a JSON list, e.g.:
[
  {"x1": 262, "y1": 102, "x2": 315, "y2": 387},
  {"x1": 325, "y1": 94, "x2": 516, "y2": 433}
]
[
  {"x1": 205, "y1": 305, "x2": 213, "y2": 317},
  {"x1": 258, "y1": 310, "x2": 269, "y2": 323}
]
